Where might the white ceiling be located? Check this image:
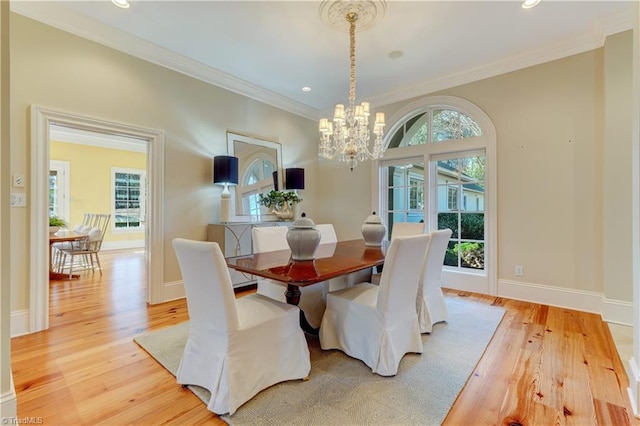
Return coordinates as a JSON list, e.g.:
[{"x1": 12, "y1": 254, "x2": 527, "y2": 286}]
[{"x1": 12, "y1": 1, "x2": 634, "y2": 120}]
